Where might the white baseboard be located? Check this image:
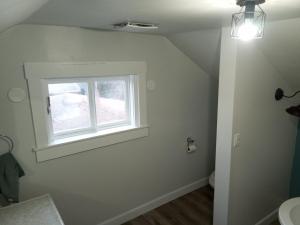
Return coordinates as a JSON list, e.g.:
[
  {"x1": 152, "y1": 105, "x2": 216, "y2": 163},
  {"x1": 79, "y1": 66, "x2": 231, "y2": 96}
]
[
  {"x1": 98, "y1": 177, "x2": 209, "y2": 225},
  {"x1": 255, "y1": 208, "x2": 279, "y2": 225}
]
